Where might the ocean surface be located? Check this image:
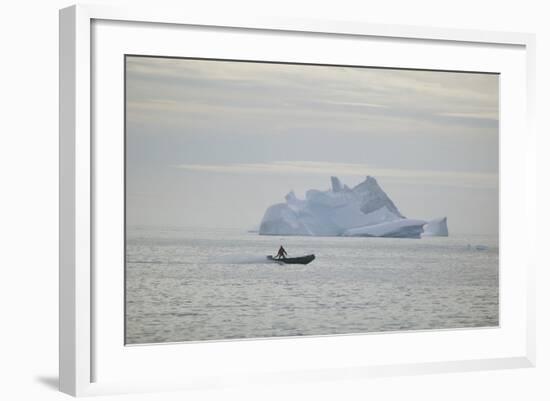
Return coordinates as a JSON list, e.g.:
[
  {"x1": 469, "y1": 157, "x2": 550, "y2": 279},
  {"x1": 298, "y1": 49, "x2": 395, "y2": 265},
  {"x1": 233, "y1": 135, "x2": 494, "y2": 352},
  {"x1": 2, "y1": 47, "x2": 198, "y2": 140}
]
[{"x1": 125, "y1": 227, "x2": 499, "y2": 344}]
